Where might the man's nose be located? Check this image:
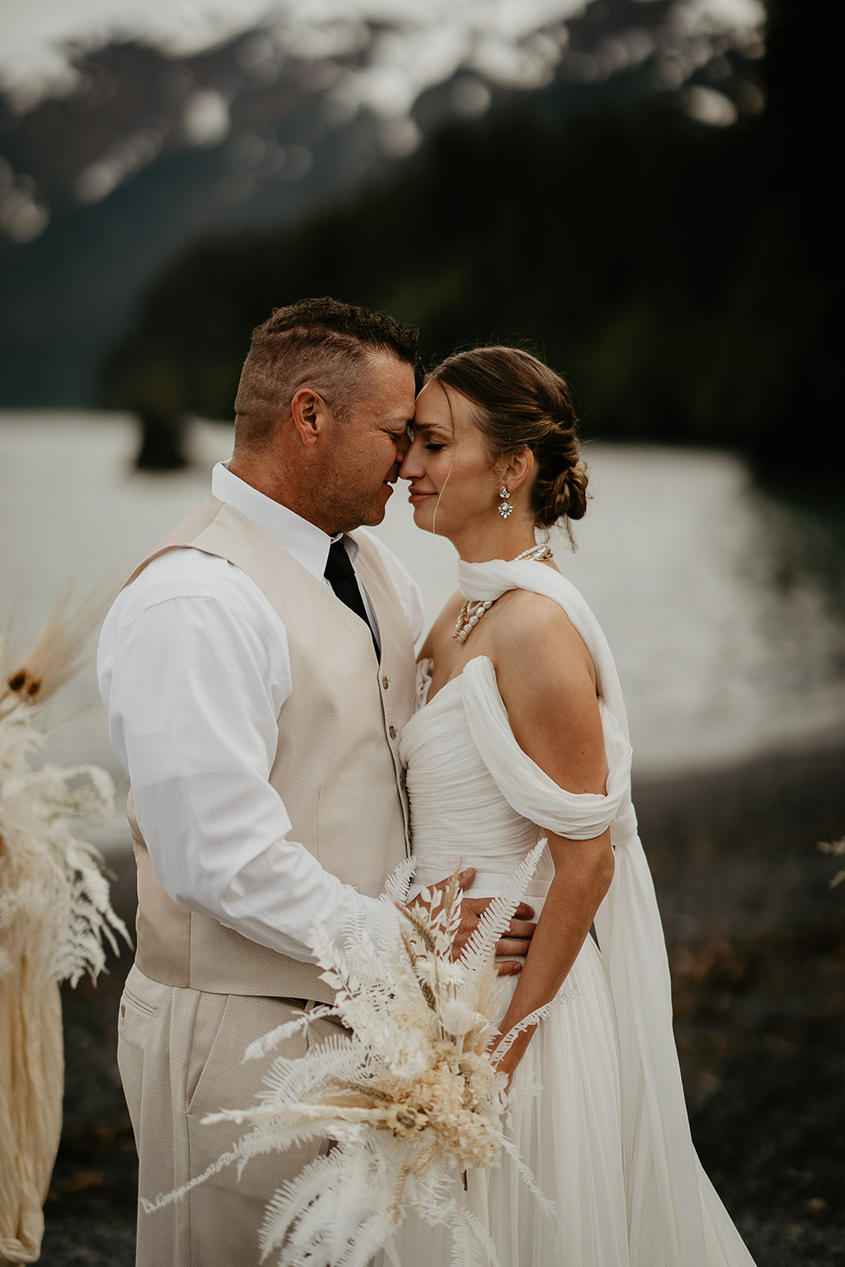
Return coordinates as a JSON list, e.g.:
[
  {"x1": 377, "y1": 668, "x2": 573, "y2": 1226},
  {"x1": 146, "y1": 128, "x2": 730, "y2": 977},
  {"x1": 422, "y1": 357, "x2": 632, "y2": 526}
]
[{"x1": 395, "y1": 429, "x2": 413, "y2": 466}]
